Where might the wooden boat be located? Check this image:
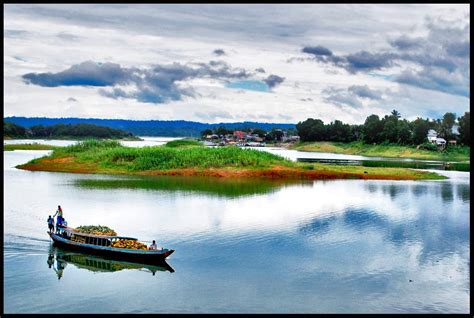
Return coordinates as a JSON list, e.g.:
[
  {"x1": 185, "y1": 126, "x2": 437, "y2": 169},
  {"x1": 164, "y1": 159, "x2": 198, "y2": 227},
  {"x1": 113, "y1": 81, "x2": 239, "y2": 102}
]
[{"x1": 48, "y1": 225, "x2": 174, "y2": 263}]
